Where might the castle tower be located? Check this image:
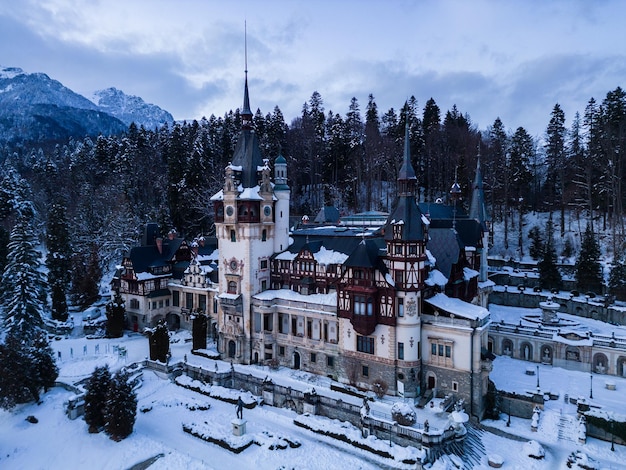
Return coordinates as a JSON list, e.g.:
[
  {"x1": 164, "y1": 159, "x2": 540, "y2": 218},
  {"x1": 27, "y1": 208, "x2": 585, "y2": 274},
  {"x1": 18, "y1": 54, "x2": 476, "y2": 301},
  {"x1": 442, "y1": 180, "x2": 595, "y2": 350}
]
[
  {"x1": 383, "y1": 117, "x2": 428, "y2": 397},
  {"x1": 210, "y1": 70, "x2": 290, "y2": 363}
]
